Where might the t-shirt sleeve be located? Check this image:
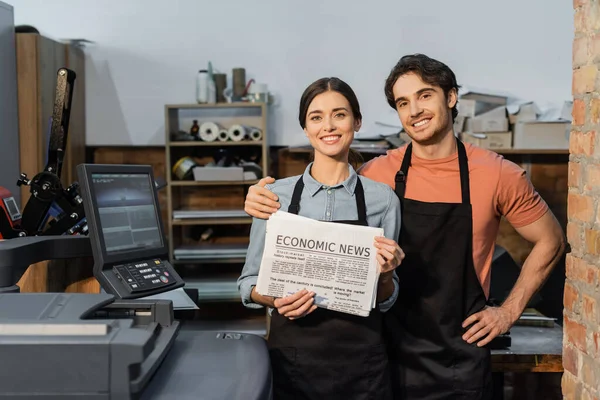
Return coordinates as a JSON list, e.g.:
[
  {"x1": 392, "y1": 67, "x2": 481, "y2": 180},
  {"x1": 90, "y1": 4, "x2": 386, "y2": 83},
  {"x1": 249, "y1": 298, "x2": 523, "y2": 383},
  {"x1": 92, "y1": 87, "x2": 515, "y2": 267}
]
[
  {"x1": 356, "y1": 152, "x2": 401, "y2": 189},
  {"x1": 495, "y1": 159, "x2": 549, "y2": 228}
]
